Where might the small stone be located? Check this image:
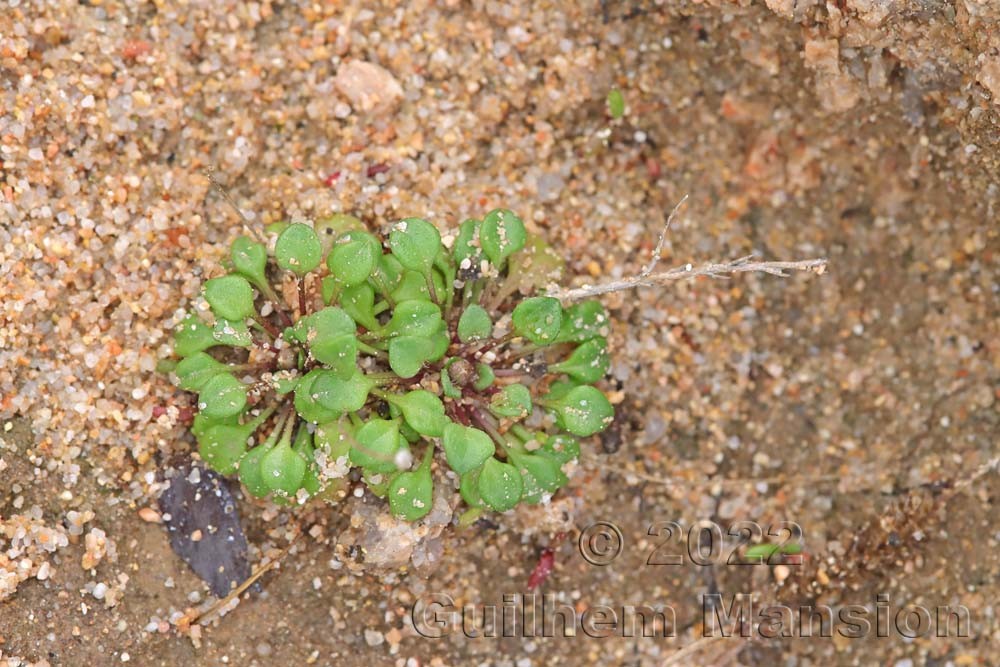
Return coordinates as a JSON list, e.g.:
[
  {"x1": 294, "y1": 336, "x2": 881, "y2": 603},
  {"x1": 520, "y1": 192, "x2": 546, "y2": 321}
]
[
  {"x1": 977, "y1": 56, "x2": 1000, "y2": 104},
  {"x1": 137, "y1": 507, "x2": 161, "y2": 523},
  {"x1": 364, "y1": 629, "x2": 385, "y2": 647},
  {"x1": 334, "y1": 61, "x2": 403, "y2": 114},
  {"x1": 92, "y1": 582, "x2": 109, "y2": 599}
]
